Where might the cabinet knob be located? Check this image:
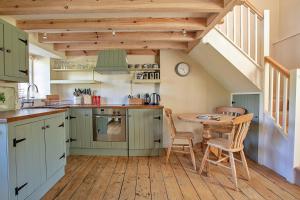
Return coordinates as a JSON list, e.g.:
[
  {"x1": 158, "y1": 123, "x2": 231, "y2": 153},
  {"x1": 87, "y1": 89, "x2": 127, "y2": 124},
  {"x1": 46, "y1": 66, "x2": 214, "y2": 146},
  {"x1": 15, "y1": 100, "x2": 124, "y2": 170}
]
[
  {"x1": 0, "y1": 47, "x2": 4, "y2": 52},
  {"x1": 6, "y1": 49, "x2": 11, "y2": 53},
  {"x1": 45, "y1": 125, "x2": 50, "y2": 129},
  {"x1": 58, "y1": 122, "x2": 64, "y2": 127},
  {"x1": 70, "y1": 138, "x2": 77, "y2": 142},
  {"x1": 154, "y1": 116, "x2": 161, "y2": 120}
]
